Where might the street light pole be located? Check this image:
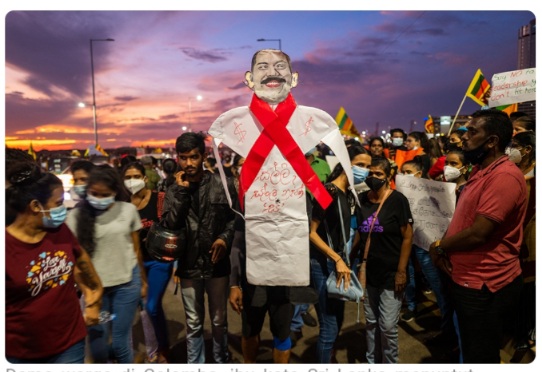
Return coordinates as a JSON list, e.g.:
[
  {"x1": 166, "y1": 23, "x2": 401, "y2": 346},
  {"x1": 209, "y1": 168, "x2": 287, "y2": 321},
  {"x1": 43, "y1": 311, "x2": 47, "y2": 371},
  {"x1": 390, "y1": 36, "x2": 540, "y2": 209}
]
[
  {"x1": 186, "y1": 95, "x2": 202, "y2": 132},
  {"x1": 90, "y1": 38, "x2": 114, "y2": 147},
  {"x1": 257, "y1": 38, "x2": 282, "y2": 50}
]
